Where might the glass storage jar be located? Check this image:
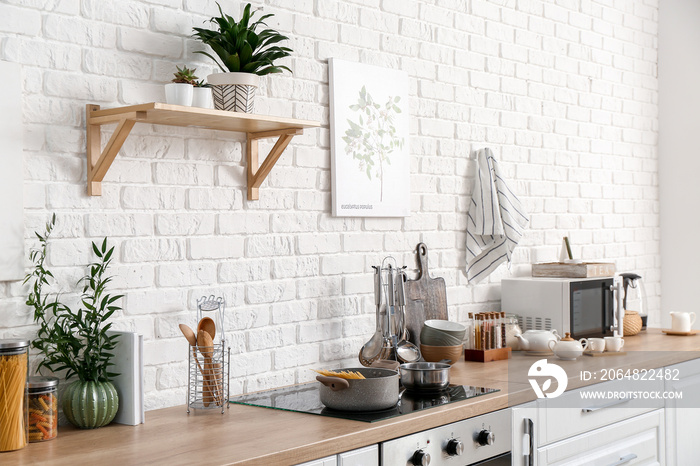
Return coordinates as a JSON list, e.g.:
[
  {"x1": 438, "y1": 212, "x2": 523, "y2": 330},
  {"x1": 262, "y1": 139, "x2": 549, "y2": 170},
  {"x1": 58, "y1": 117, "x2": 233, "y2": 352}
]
[
  {"x1": 27, "y1": 376, "x2": 59, "y2": 442},
  {"x1": 0, "y1": 339, "x2": 29, "y2": 452},
  {"x1": 504, "y1": 314, "x2": 522, "y2": 350}
]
